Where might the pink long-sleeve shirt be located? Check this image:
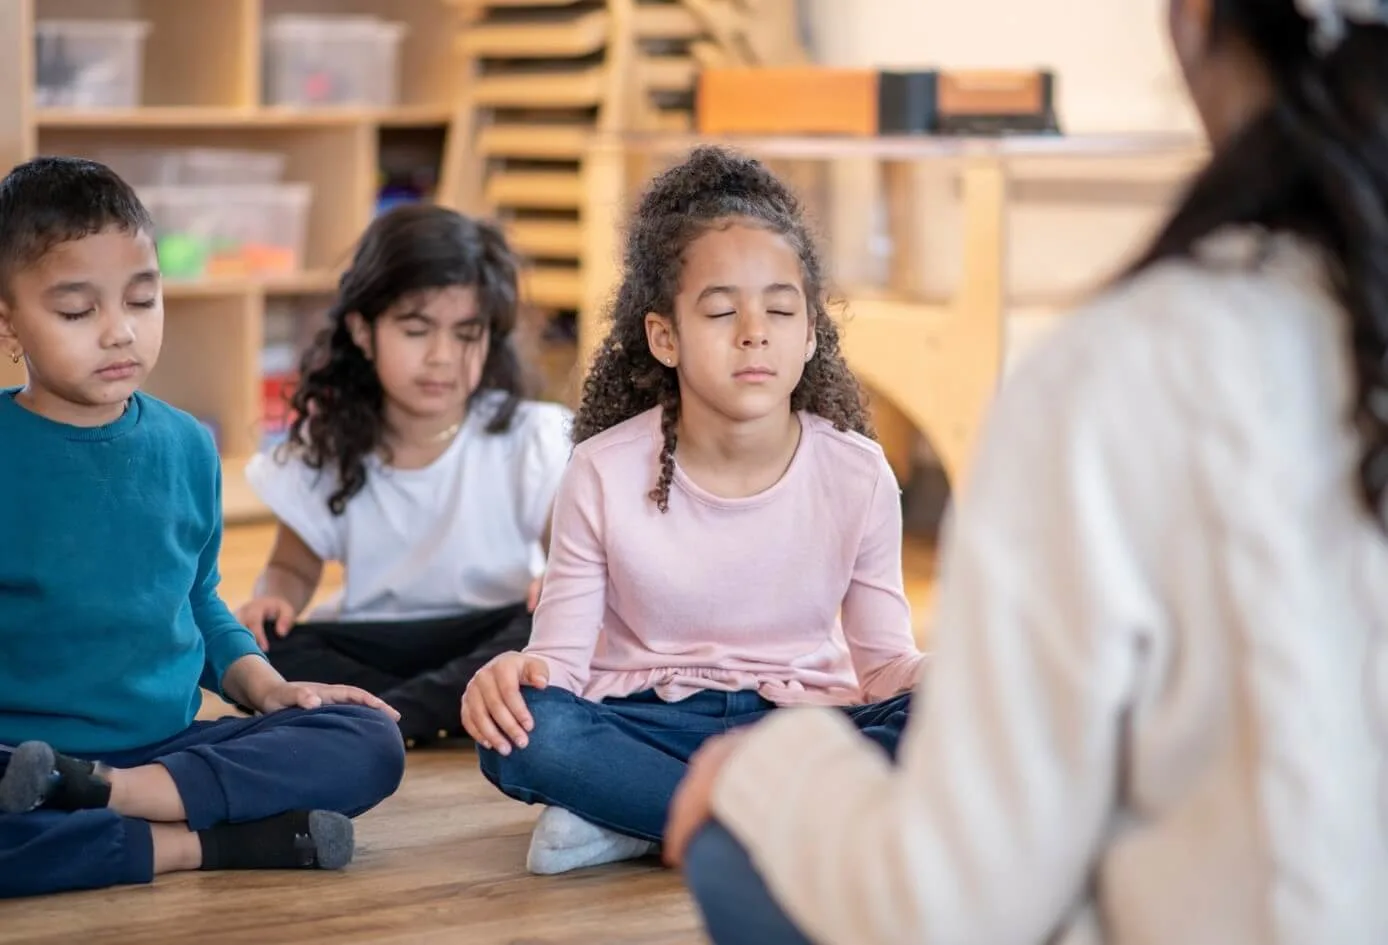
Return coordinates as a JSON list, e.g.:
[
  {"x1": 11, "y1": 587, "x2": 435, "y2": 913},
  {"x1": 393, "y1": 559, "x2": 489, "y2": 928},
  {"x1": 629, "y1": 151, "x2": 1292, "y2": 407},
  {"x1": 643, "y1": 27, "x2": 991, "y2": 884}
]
[{"x1": 526, "y1": 407, "x2": 926, "y2": 706}]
